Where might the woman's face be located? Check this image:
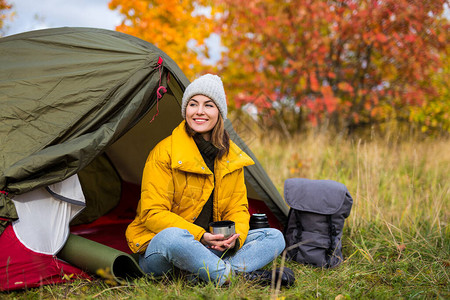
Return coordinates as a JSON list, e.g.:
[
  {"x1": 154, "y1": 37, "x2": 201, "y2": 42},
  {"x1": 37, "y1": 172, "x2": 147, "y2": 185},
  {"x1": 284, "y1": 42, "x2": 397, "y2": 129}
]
[{"x1": 185, "y1": 94, "x2": 219, "y2": 141}]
